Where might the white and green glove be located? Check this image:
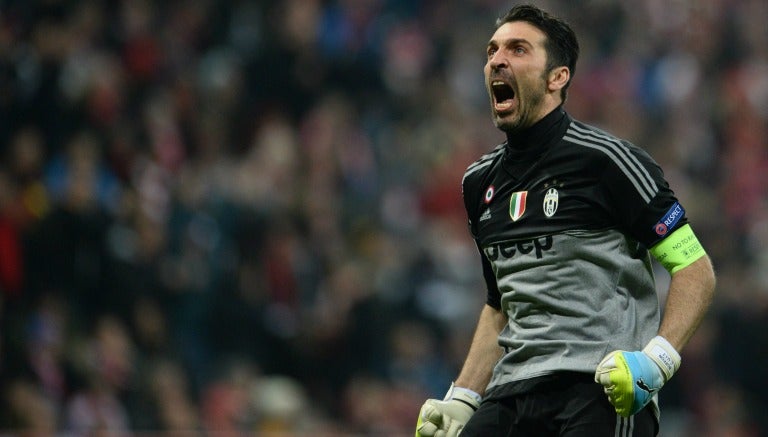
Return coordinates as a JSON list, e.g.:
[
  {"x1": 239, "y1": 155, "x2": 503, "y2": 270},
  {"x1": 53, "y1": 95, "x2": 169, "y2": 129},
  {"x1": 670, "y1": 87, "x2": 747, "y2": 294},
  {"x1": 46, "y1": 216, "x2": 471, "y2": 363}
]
[
  {"x1": 415, "y1": 383, "x2": 481, "y2": 437},
  {"x1": 595, "y1": 336, "x2": 681, "y2": 417}
]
